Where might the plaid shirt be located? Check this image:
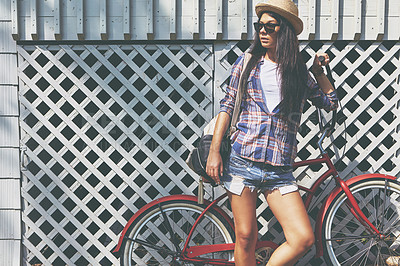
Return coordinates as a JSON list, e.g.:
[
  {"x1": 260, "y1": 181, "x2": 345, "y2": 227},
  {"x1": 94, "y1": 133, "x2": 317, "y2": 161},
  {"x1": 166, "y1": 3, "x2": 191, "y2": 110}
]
[{"x1": 220, "y1": 53, "x2": 338, "y2": 166}]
